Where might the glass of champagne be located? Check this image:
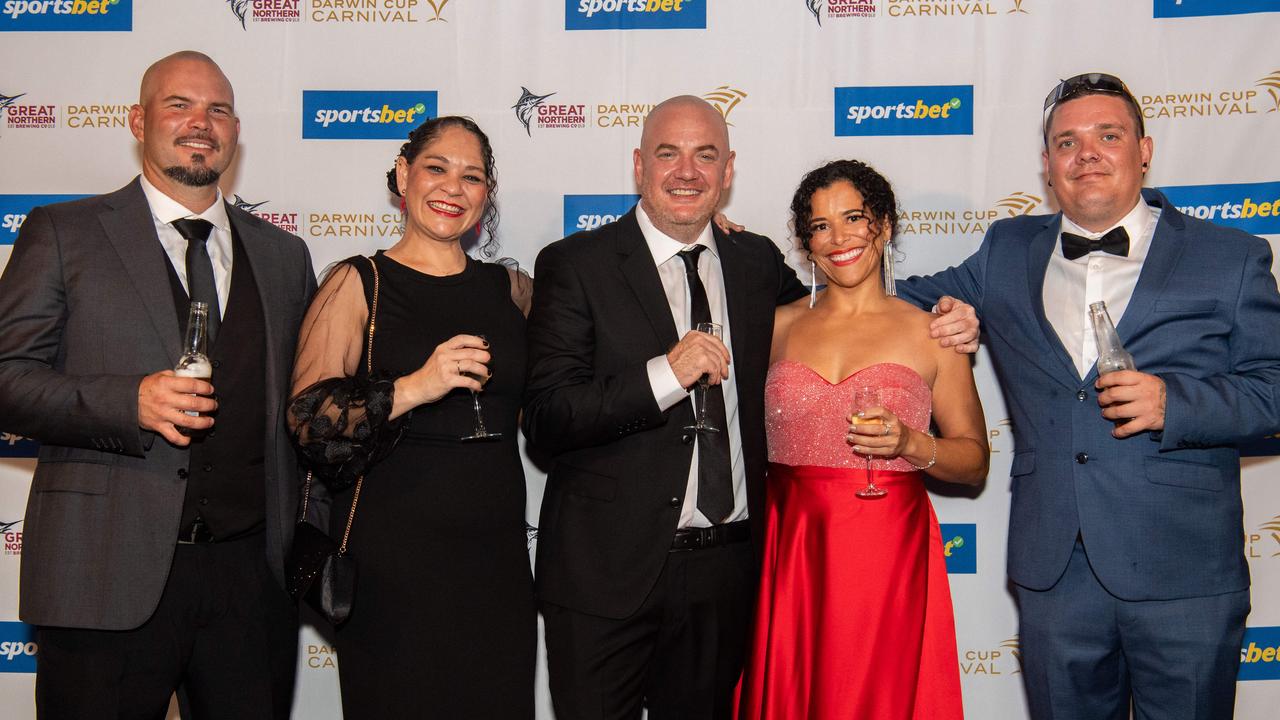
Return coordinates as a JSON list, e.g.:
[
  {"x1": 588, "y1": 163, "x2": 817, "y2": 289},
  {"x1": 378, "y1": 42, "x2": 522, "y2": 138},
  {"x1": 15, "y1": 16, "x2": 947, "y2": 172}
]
[
  {"x1": 851, "y1": 386, "x2": 888, "y2": 499},
  {"x1": 683, "y1": 322, "x2": 723, "y2": 434},
  {"x1": 460, "y1": 334, "x2": 502, "y2": 442}
]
